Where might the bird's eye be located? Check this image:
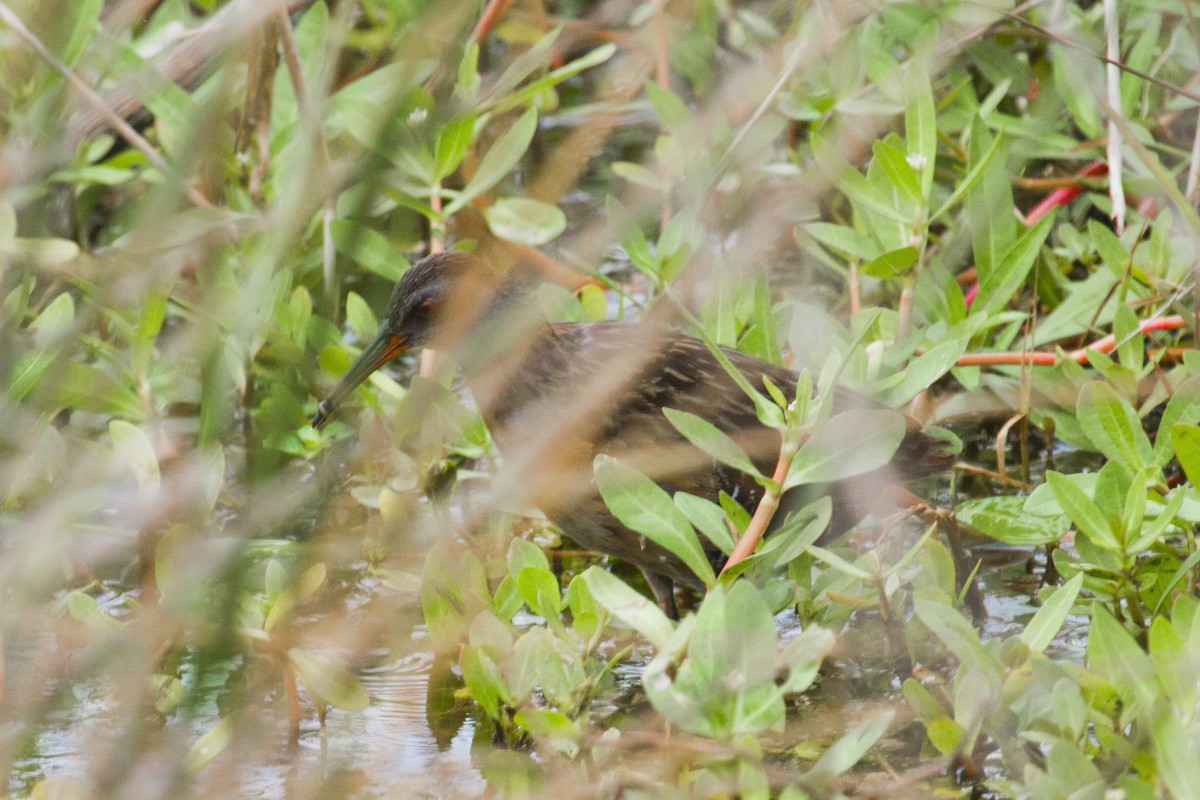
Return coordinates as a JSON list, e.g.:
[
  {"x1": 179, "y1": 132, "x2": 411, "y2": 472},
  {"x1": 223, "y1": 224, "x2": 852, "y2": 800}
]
[{"x1": 418, "y1": 300, "x2": 436, "y2": 317}]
